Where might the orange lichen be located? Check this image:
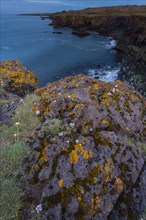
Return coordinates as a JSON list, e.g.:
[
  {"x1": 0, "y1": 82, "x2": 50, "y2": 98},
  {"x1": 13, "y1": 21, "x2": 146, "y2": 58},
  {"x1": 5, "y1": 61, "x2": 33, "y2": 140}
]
[
  {"x1": 39, "y1": 151, "x2": 48, "y2": 163},
  {"x1": 0, "y1": 60, "x2": 38, "y2": 88},
  {"x1": 104, "y1": 159, "x2": 113, "y2": 182},
  {"x1": 70, "y1": 150, "x2": 79, "y2": 164},
  {"x1": 78, "y1": 196, "x2": 82, "y2": 202},
  {"x1": 70, "y1": 143, "x2": 93, "y2": 164},
  {"x1": 58, "y1": 179, "x2": 63, "y2": 187},
  {"x1": 125, "y1": 127, "x2": 131, "y2": 132},
  {"x1": 101, "y1": 120, "x2": 109, "y2": 125},
  {"x1": 115, "y1": 177, "x2": 123, "y2": 191},
  {"x1": 91, "y1": 195, "x2": 101, "y2": 216},
  {"x1": 101, "y1": 99, "x2": 111, "y2": 105}
]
